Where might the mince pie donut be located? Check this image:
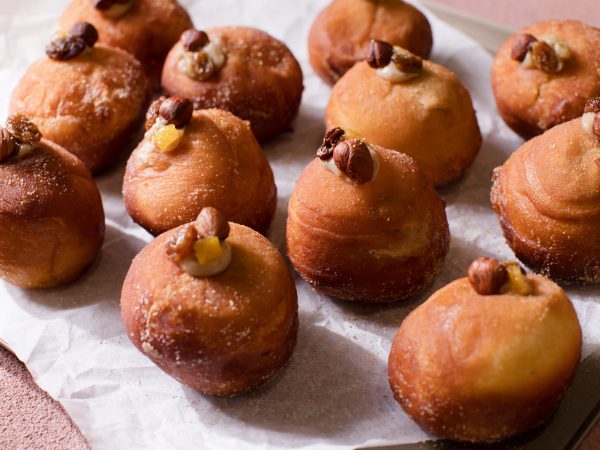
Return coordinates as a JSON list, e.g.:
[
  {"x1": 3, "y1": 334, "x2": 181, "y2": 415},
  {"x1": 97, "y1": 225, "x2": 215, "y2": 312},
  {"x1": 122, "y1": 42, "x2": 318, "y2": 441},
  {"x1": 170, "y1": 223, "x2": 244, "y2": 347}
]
[
  {"x1": 121, "y1": 207, "x2": 298, "y2": 396},
  {"x1": 59, "y1": 0, "x2": 192, "y2": 78},
  {"x1": 123, "y1": 96, "x2": 277, "y2": 236},
  {"x1": 325, "y1": 40, "x2": 481, "y2": 186},
  {"x1": 491, "y1": 99, "x2": 600, "y2": 283},
  {"x1": 161, "y1": 27, "x2": 304, "y2": 142},
  {"x1": 0, "y1": 115, "x2": 104, "y2": 288},
  {"x1": 286, "y1": 128, "x2": 450, "y2": 302},
  {"x1": 308, "y1": 0, "x2": 432, "y2": 85},
  {"x1": 389, "y1": 258, "x2": 582, "y2": 443},
  {"x1": 492, "y1": 20, "x2": 600, "y2": 139},
  {"x1": 10, "y1": 22, "x2": 150, "y2": 174}
]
